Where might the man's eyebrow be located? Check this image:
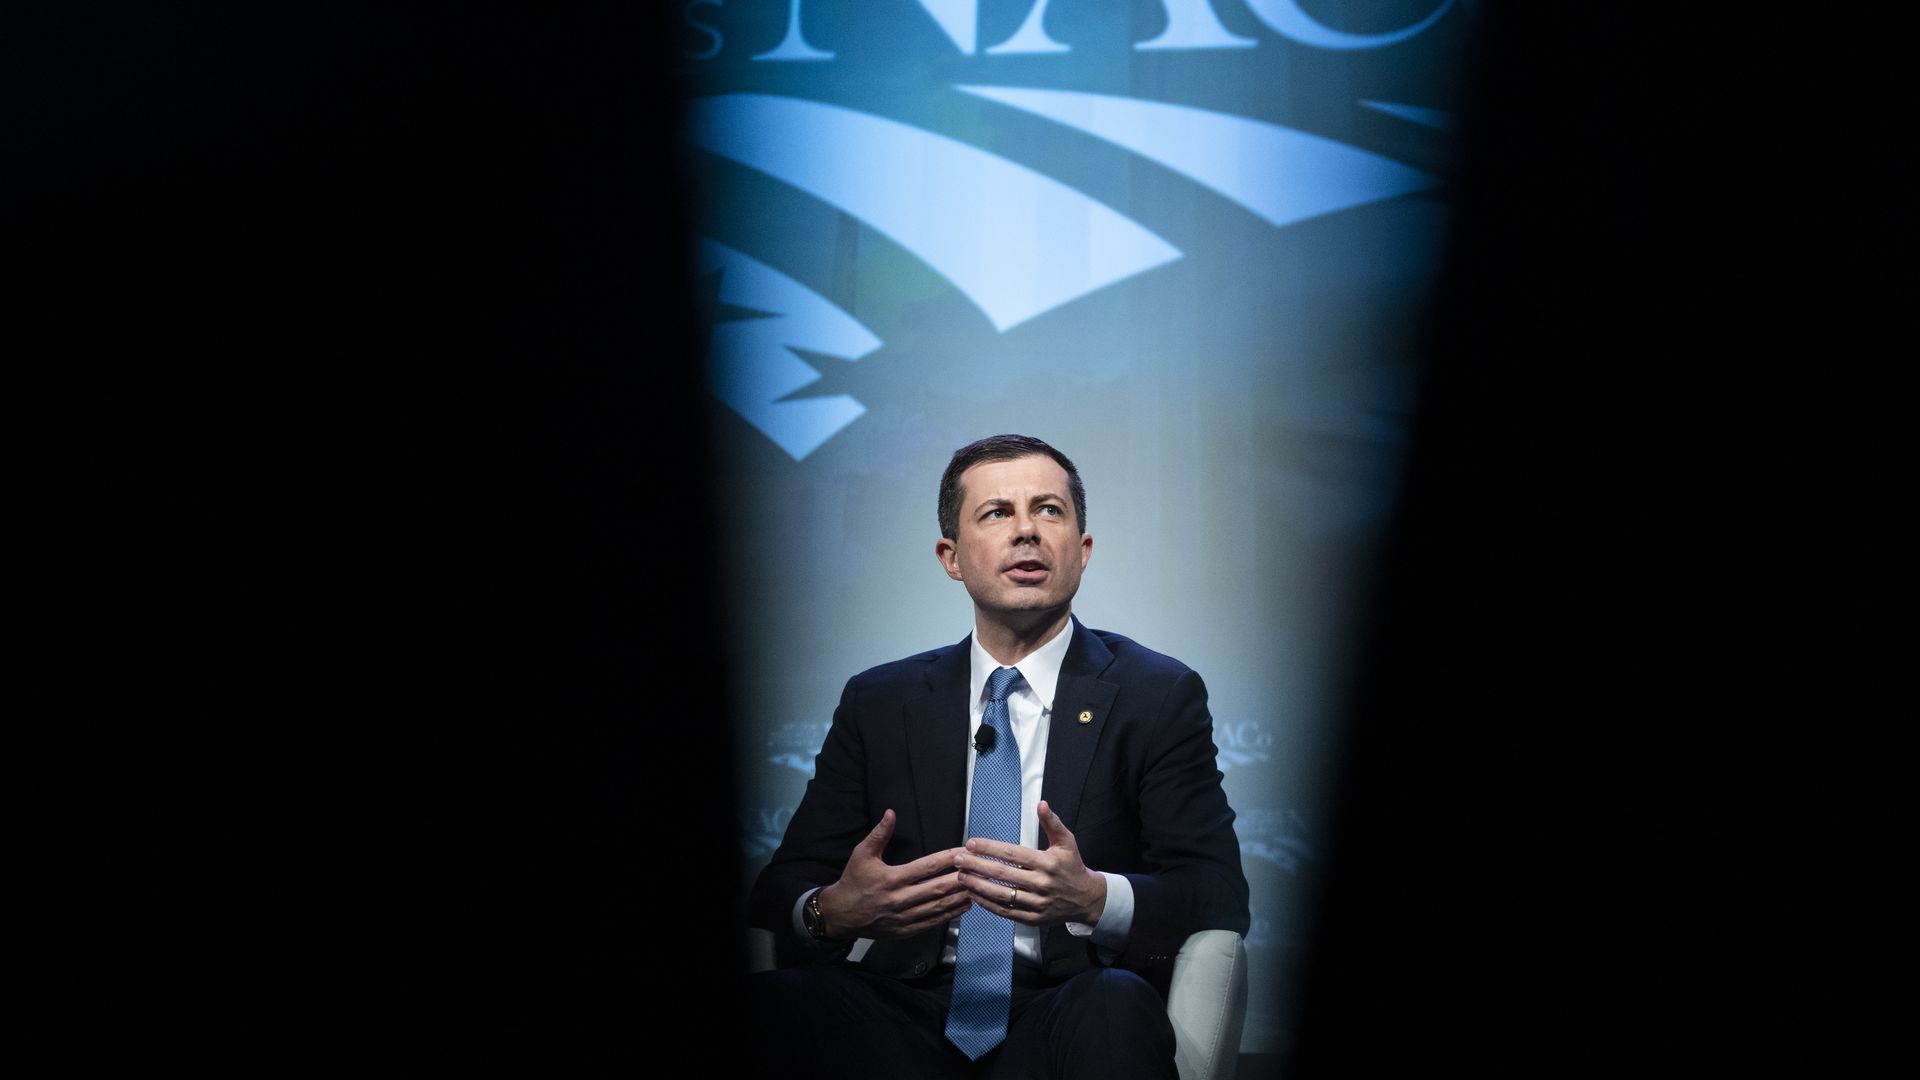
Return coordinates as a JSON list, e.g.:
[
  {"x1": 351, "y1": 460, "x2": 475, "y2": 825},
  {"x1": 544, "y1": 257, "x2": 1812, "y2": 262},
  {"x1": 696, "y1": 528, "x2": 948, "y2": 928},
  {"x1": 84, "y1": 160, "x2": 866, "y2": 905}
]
[{"x1": 973, "y1": 492, "x2": 1067, "y2": 509}]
